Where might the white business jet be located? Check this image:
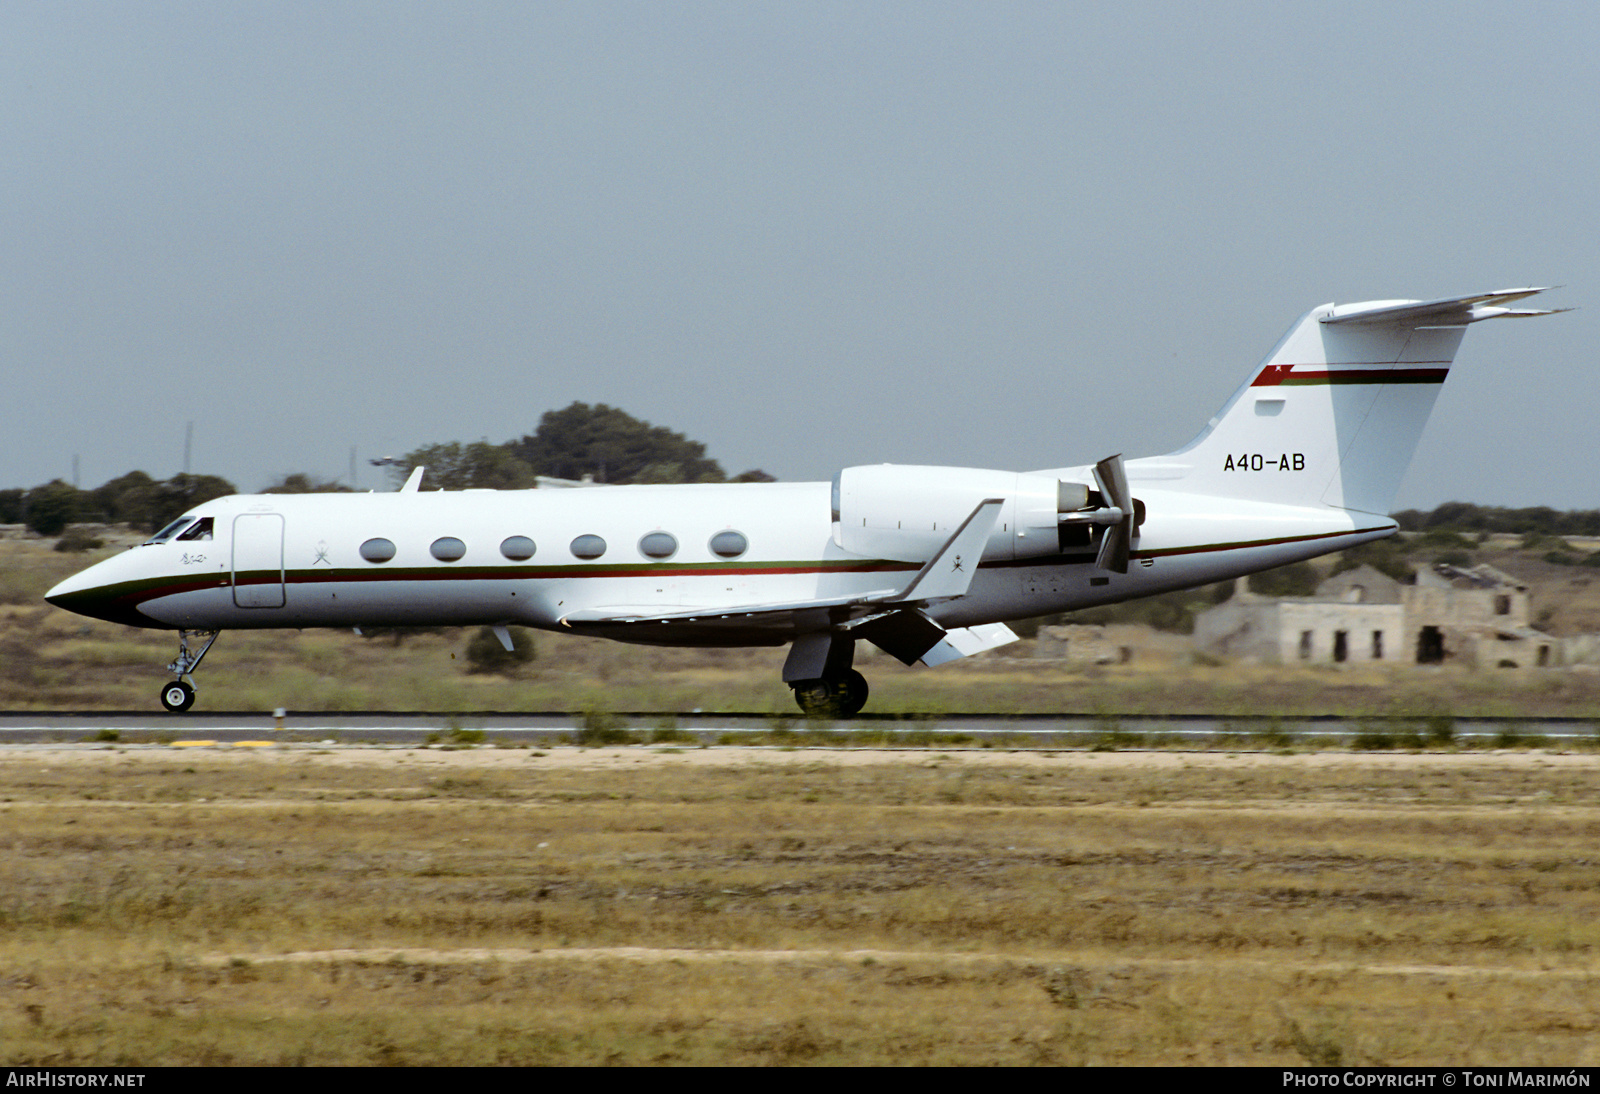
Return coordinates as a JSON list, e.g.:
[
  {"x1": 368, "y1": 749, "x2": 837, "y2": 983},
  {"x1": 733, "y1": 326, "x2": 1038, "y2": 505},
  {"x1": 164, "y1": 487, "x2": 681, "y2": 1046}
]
[{"x1": 47, "y1": 288, "x2": 1563, "y2": 715}]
